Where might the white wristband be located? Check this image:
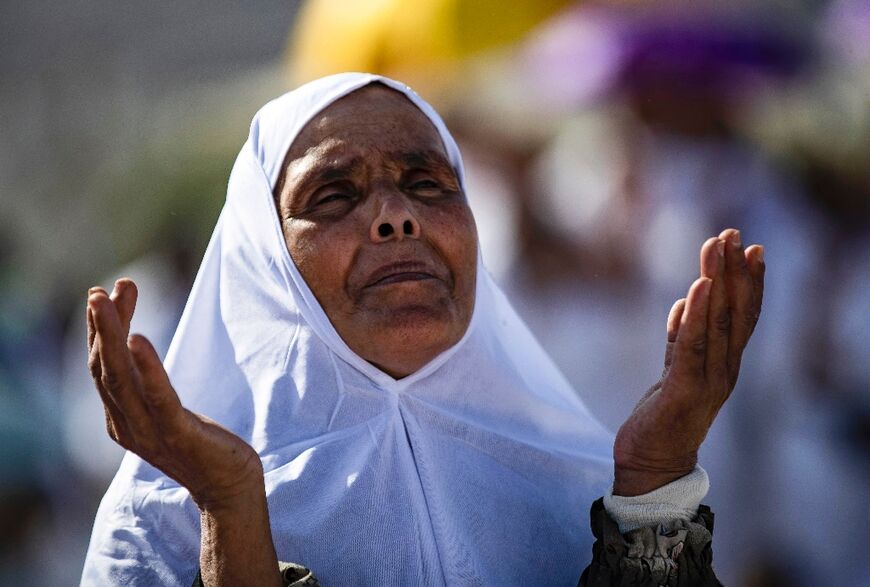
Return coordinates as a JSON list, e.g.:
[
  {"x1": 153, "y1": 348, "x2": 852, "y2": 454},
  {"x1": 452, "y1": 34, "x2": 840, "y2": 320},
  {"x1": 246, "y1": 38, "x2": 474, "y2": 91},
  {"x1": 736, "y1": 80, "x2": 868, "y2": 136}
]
[{"x1": 603, "y1": 466, "x2": 710, "y2": 533}]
